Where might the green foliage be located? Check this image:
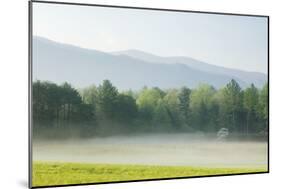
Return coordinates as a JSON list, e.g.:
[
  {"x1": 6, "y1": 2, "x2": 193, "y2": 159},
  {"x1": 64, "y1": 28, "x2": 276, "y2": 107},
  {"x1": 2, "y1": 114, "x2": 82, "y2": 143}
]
[
  {"x1": 190, "y1": 84, "x2": 217, "y2": 131},
  {"x1": 32, "y1": 80, "x2": 96, "y2": 137},
  {"x1": 115, "y1": 94, "x2": 138, "y2": 123},
  {"x1": 80, "y1": 84, "x2": 98, "y2": 105},
  {"x1": 178, "y1": 87, "x2": 191, "y2": 126},
  {"x1": 153, "y1": 99, "x2": 171, "y2": 128},
  {"x1": 259, "y1": 83, "x2": 268, "y2": 120},
  {"x1": 33, "y1": 79, "x2": 268, "y2": 138},
  {"x1": 97, "y1": 80, "x2": 119, "y2": 119},
  {"x1": 243, "y1": 84, "x2": 259, "y2": 134},
  {"x1": 136, "y1": 88, "x2": 163, "y2": 122},
  {"x1": 244, "y1": 84, "x2": 259, "y2": 112},
  {"x1": 220, "y1": 79, "x2": 243, "y2": 132},
  {"x1": 163, "y1": 89, "x2": 182, "y2": 130}
]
